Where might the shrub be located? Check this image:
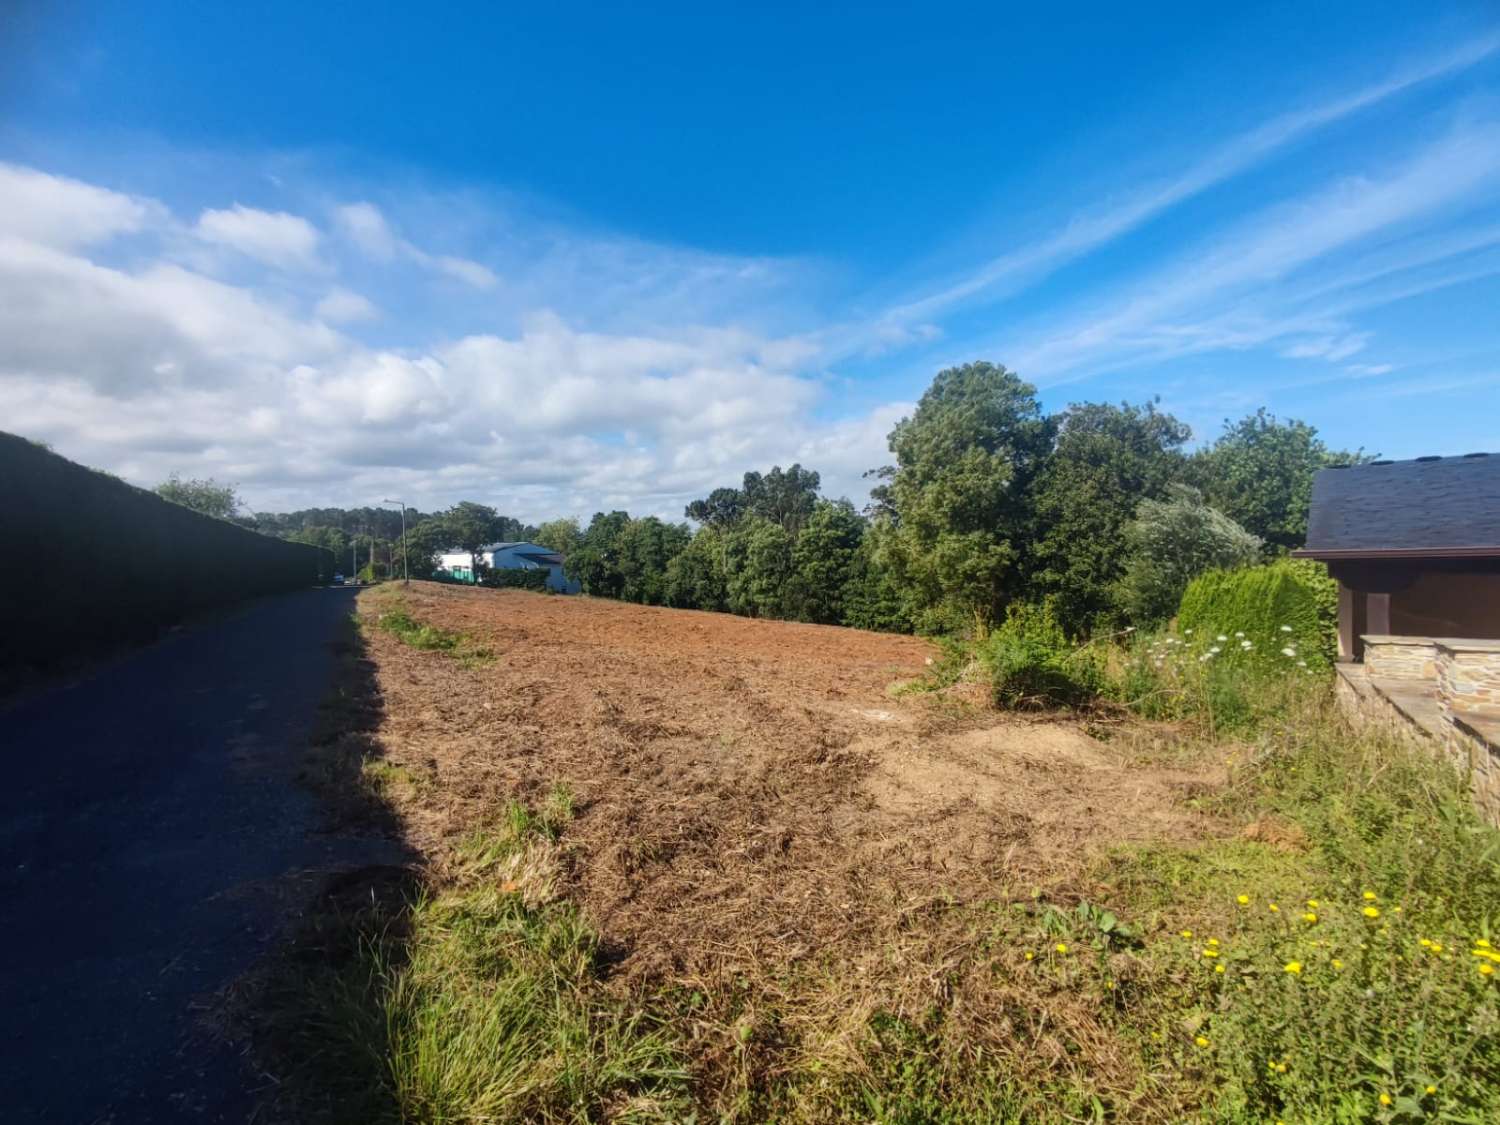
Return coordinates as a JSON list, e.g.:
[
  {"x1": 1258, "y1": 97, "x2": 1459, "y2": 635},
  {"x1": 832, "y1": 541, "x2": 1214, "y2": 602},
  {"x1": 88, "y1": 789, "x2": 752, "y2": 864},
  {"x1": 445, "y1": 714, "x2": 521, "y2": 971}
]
[
  {"x1": 1177, "y1": 559, "x2": 1334, "y2": 671},
  {"x1": 979, "y1": 602, "x2": 1100, "y2": 710},
  {"x1": 479, "y1": 567, "x2": 551, "y2": 592},
  {"x1": 1115, "y1": 485, "x2": 1263, "y2": 625}
]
